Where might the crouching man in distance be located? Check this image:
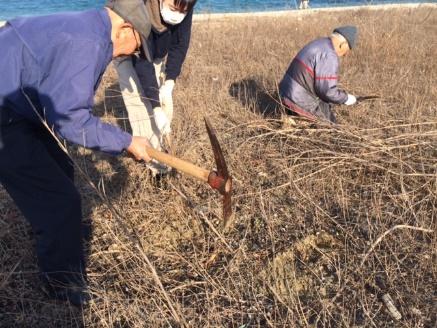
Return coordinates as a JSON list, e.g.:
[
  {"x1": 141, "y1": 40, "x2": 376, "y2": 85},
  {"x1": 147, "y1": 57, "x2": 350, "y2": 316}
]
[{"x1": 279, "y1": 26, "x2": 358, "y2": 123}]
